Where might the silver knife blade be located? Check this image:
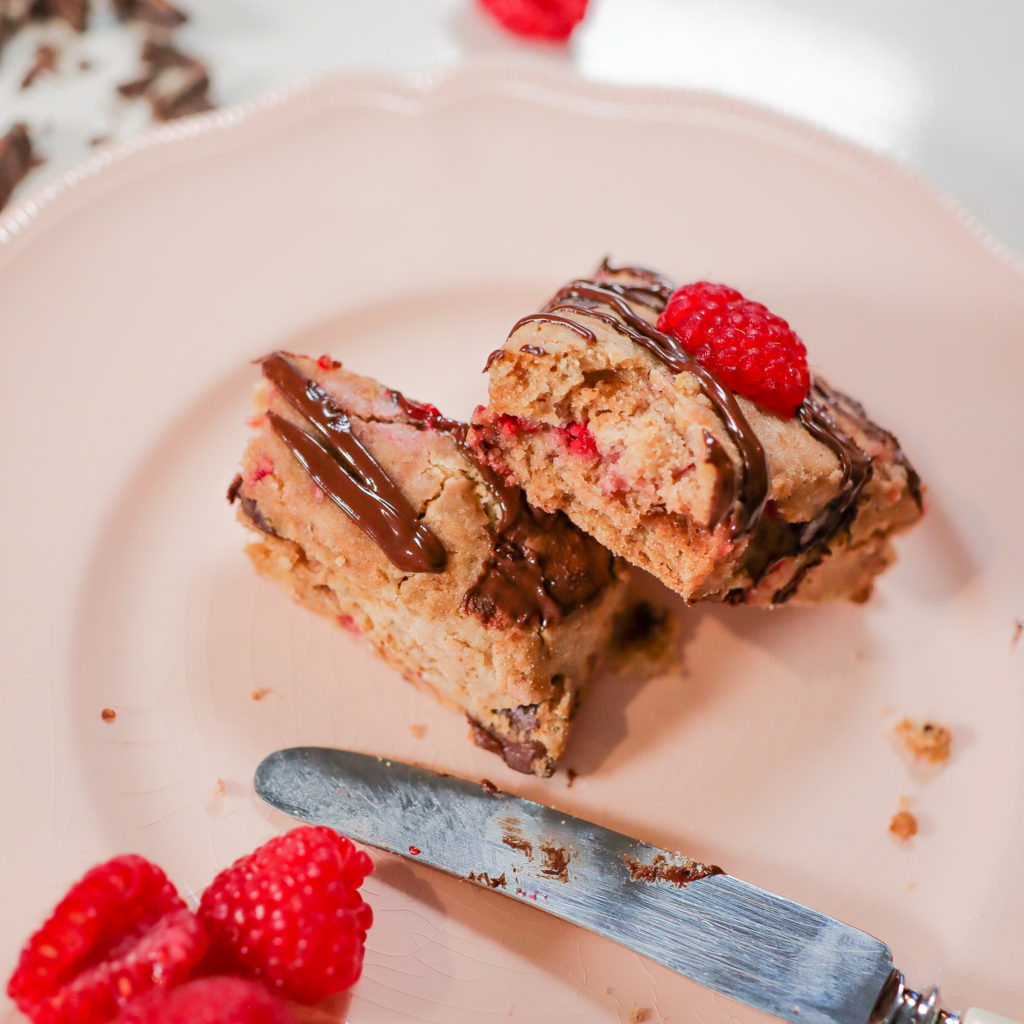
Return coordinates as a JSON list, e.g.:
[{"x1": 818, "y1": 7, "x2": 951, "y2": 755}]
[{"x1": 255, "y1": 747, "x2": 892, "y2": 1024}]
